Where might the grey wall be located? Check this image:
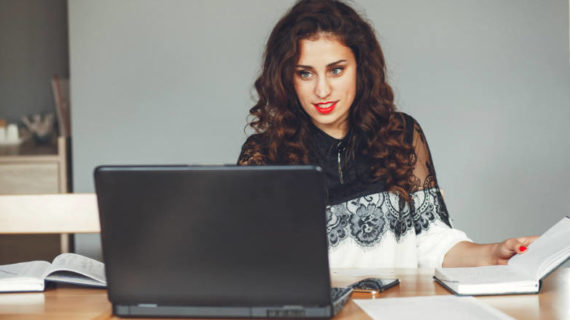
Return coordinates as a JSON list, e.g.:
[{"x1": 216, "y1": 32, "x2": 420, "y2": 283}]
[
  {"x1": 69, "y1": 0, "x2": 570, "y2": 259},
  {"x1": 0, "y1": 0, "x2": 68, "y2": 122}
]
